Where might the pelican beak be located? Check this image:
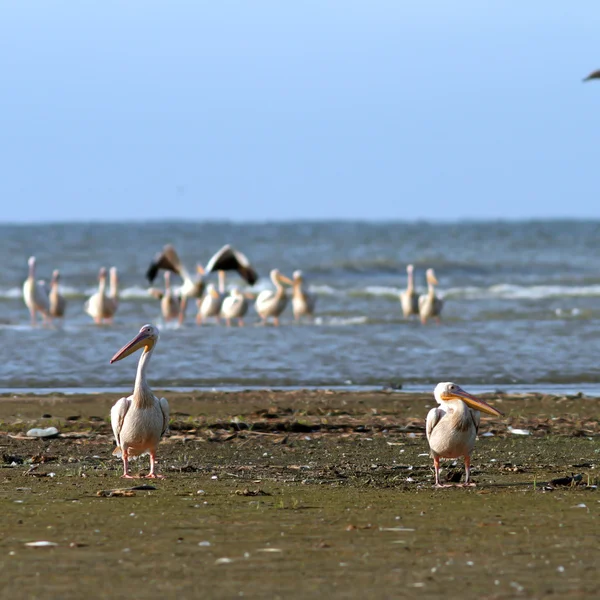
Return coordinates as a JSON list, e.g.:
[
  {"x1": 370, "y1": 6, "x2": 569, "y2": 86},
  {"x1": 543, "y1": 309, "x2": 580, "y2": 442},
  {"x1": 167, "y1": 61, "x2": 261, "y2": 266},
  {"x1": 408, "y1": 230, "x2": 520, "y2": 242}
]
[
  {"x1": 110, "y1": 330, "x2": 152, "y2": 363},
  {"x1": 209, "y1": 287, "x2": 220, "y2": 299},
  {"x1": 443, "y1": 387, "x2": 503, "y2": 417},
  {"x1": 278, "y1": 274, "x2": 294, "y2": 286},
  {"x1": 428, "y1": 272, "x2": 438, "y2": 285},
  {"x1": 197, "y1": 264, "x2": 205, "y2": 275}
]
